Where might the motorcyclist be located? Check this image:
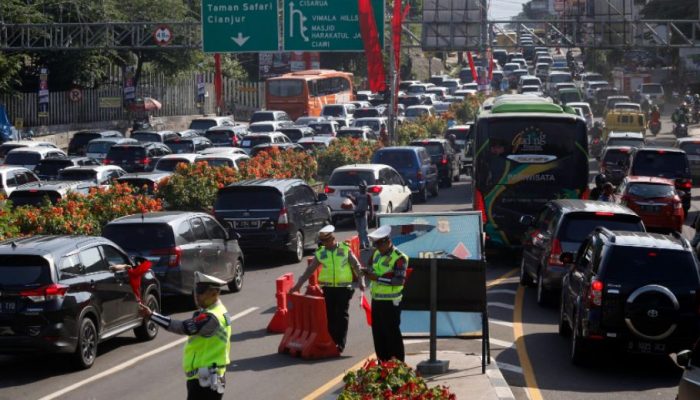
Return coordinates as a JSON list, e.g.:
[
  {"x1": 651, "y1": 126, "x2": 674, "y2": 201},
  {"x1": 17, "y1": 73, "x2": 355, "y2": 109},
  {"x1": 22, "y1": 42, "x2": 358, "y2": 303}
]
[
  {"x1": 672, "y1": 103, "x2": 690, "y2": 125},
  {"x1": 649, "y1": 104, "x2": 660, "y2": 123},
  {"x1": 590, "y1": 121, "x2": 604, "y2": 139},
  {"x1": 641, "y1": 95, "x2": 651, "y2": 116},
  {"x1": 590, "y1": 173, "x2": 607, "y2": 201}
]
